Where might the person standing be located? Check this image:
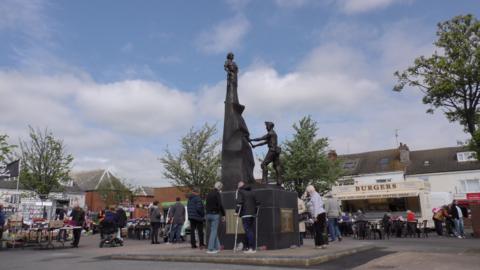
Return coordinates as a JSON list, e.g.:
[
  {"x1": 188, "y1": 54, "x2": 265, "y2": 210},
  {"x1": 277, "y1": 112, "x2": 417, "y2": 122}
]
[
  {"x1": 305, "y1": 185, "x2": 327, "y2": 249},
  {"x1": 325, "y1": 193, "x2": 342, "y2": 242},
  {"x1": 168, "y1": 197, "x2": 186, "y2": 243},
  {"x1": 451, "y1": 200, "x2": 468, "y2": 238},
  {"x1": 0, "y1": 204, "x2": 5, "y2": 245},
  {"x1": 70, "y1": 204, "x2": 85, "y2": 248},
  {"x1": 116, "y1": 206, "x2": 127, "y2": 242},
  {"x1": 298, "y1": 197, "x2": 307, "y2": 246},
  {"x1": 205, "y1": 182, "x2": 226, "y2": 254},
  {"x1": 236, "y1": 181, "x2": 259, "y2": 254},
  {"x1": 432, "y1": 207, "x2": 445, "y2": 236},
  {"x1": 149, "y1": 201, "x2": 161, "y2": 244},
  {"x1": 445, "y1": 205, "x2": 455, "y2": 236},
  {"x1": 187, "y1": 189, "x2": 206, "y2": 249},
  {"x1": 56, "y1": 206, "x2": 67, "y2": 221}
]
